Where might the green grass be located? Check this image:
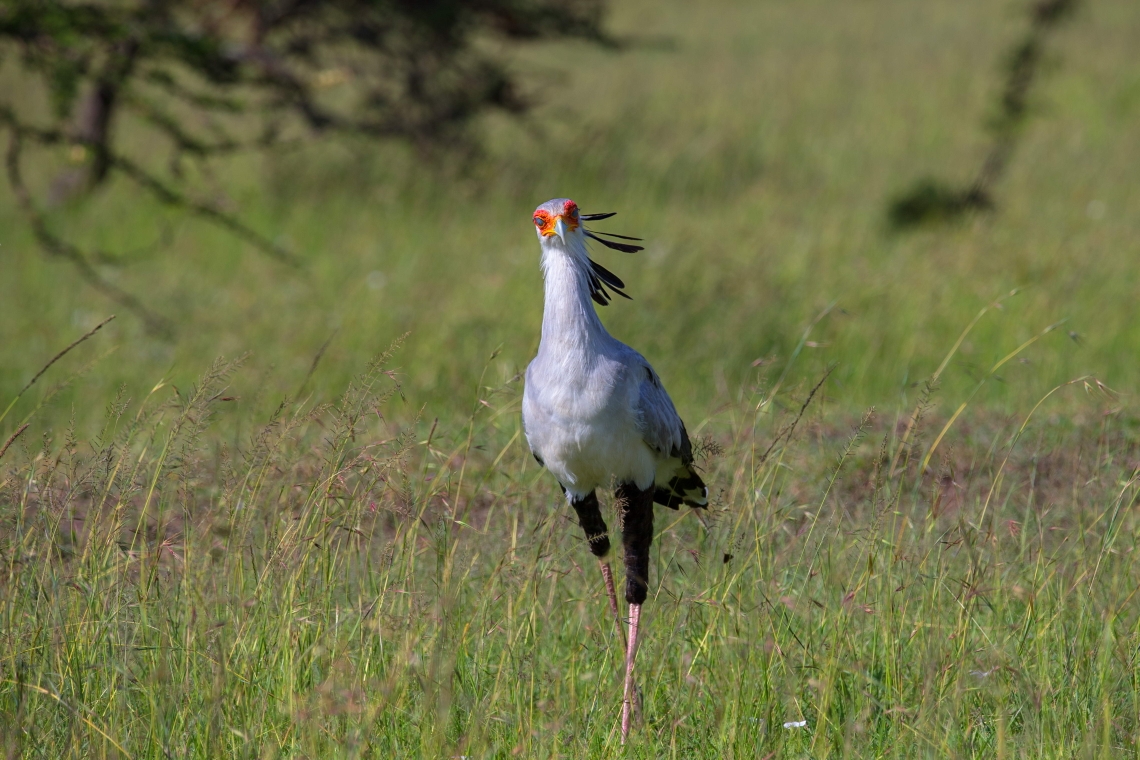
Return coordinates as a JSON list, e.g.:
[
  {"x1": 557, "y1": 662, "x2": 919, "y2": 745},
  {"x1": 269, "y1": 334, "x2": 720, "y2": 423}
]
[
  {"x1": 2, "y1": 345, "x2": 1140, "y2": 757},
  {"x1": 3, "y1": 0, "x2": 1140, "y2": 755}
]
